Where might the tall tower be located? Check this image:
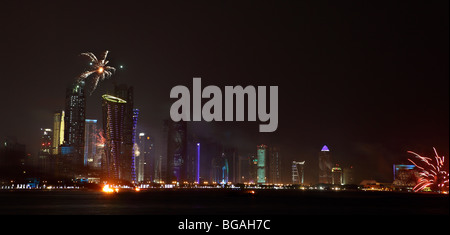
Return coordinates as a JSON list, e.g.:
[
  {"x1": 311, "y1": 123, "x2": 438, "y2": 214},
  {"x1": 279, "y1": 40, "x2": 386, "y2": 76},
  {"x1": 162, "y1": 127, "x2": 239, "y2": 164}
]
[
  {"x1": 102, "y1": 94, "x2": 127, "y2": 183},
  {"x1": 331, "y1": 164, "x2": 343, "y2": 185},
  {"x1": 52, "y1": 110, "x2": 64, "y2": 155},
  {"x1": 131, "y1": 109, "x2": 139, "y2": 182},
  {"x1": 268, "y1": 147, "x2": 281, "y2": 184},
  {"x1": 319, "y1": 145, "x2": 332, "y2": 184},
  {"x1": 64, "y1": 81, "x2": 86, "y2": 172},
  {"x1": 38, "y1": 128, "x2": 53, "y2": 175},
  {"x1": 196, "y1": 142, "x2": 200, "y2": 184},
  {"x1": 114, "y1": 84, "x2": 136, "y2": 183},
  {"x1": 292, "y1": 161, "x2": 305, "y2": 184},
  {"x1": 165, "y1": 119, "x2": 187, "y2": 183},
  {"x1": 84, "y1": 119, "x2": 98, "y2": 167},
  {"x1": 256, "y1": 144, "x2": 268, "y2": 184}
]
